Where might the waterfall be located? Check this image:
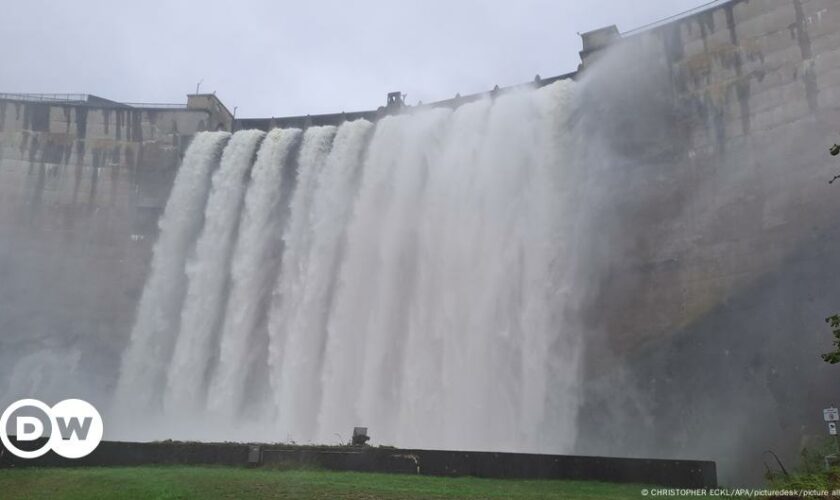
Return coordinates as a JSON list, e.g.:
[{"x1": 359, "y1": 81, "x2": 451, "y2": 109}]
[
  {"x1": 115, "y1": 80, "x2": 582, "y2": 452},
  {"x1": 114, "y1": 131, "x2": 229, "y2": 415},
  {"x1": 316, "y1": 109, "x2": 452, "y2": 443},
  {"x1": 163, "y1": 130, "x2": 265, "y2": 416},
  {"x1": 268, "y1": 120, "x2": 373, "y2": 441},
  {"x1": 206, "y1": 128, "x2": 302, "y2": 416}
]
